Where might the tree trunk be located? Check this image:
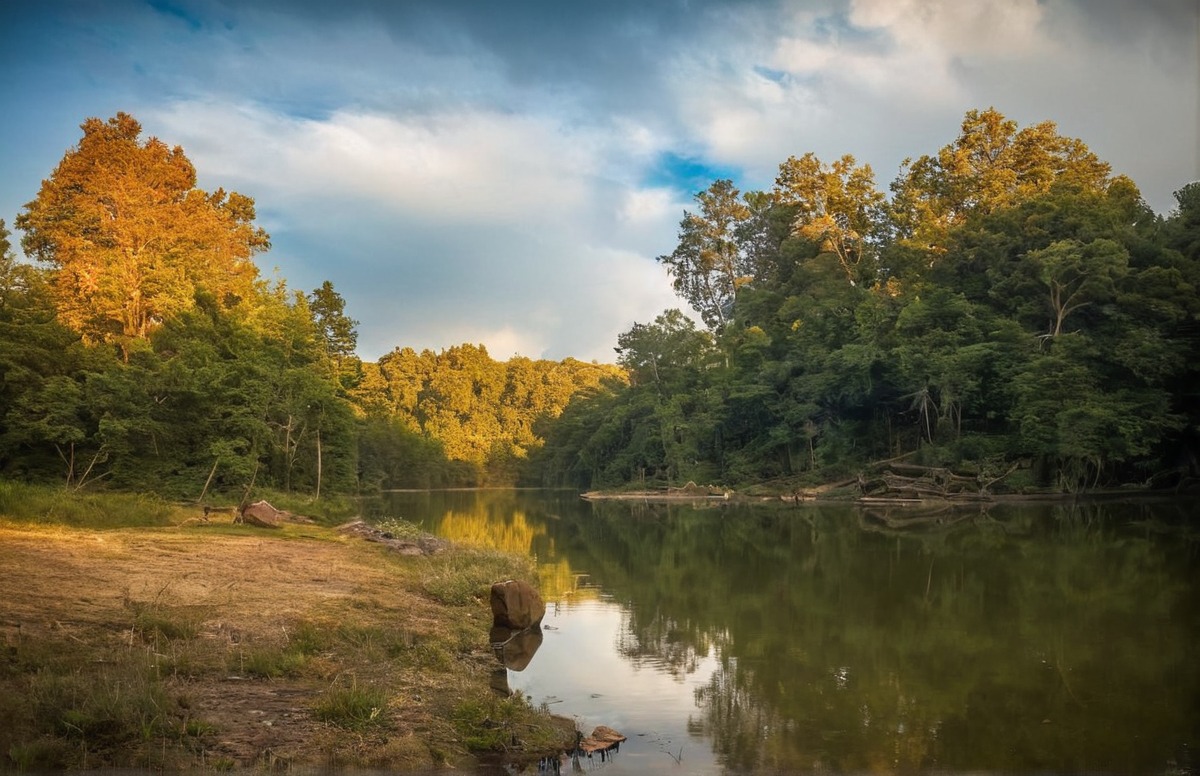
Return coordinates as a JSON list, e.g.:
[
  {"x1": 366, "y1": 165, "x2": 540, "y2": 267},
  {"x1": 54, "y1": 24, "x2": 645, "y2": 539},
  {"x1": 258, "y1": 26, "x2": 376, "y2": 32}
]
[{"x1": 315, "y1": 429, "x2": 322, "y2": 500}]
